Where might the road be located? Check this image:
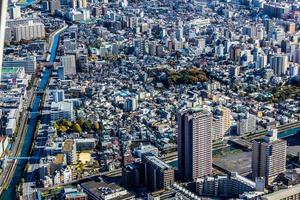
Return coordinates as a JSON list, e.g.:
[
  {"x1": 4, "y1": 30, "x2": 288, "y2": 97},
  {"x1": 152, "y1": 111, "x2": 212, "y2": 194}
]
[{"x1": 0, "y1": 84, "x2": 37, "y2": 192}]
